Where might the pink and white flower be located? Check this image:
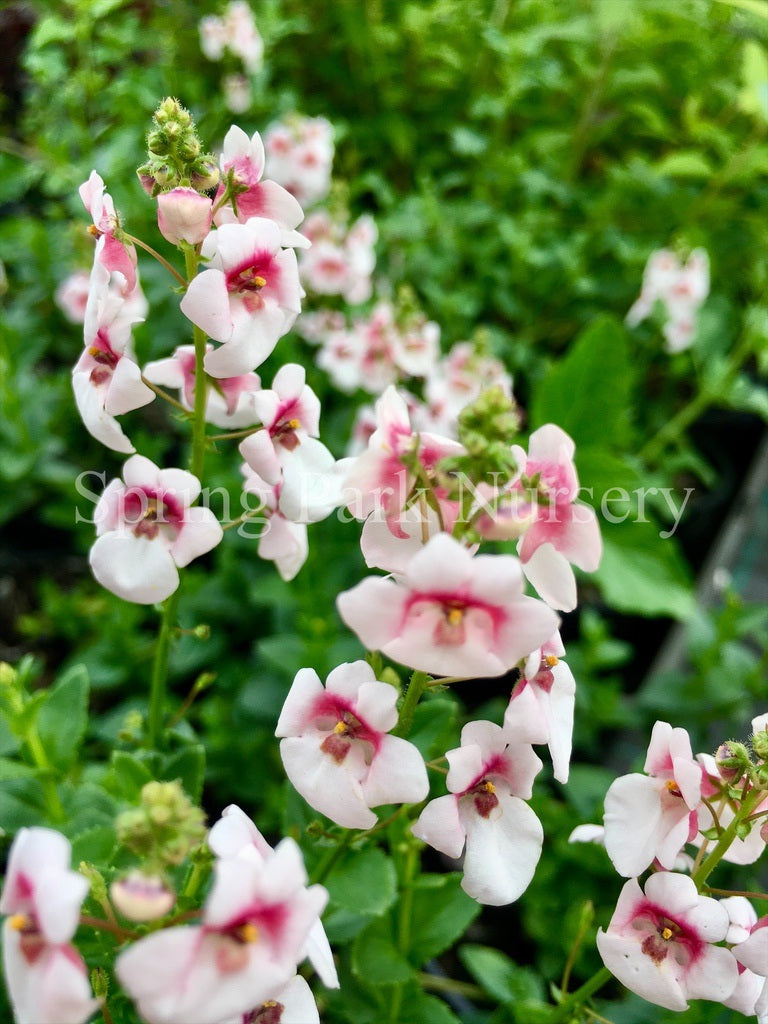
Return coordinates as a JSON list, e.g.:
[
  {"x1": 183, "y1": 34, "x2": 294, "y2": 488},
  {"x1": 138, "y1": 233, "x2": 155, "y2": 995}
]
[
  {"x1": 1, "y1": 828, "x2": 97, "y2": 1024},
  {"x1": 694, "y1": 753, "x2": 768, "y2": 866},
  {"x1": 89, "y1": 455, "x2": 222, "y2": 604},
  {"x1": 276, "y1": 661, "x2": 429, "y2": 829},
  {"x1": 79, "y1": 170, "x2": 137, "y2": 295},
  {"x1": 720, "y1": 899, "x2": 768, "y2": 1019},
  {"x1": 72, "y1": 251, "x2": 154, "y2": 453},
  {"x1": 199, "y1": 2, "x2": 263, "y2": 74},
  {"x1": 217, "y1": 976, "x2": 320, "y2": 1024},
  {"x1": 263, "y1": 117, "x2": 334, "y2": 209},
  {"x1": 412, "y1": 721, "x2": 544, "y2": 906},
  {"x1": 214, "y1": 126, "x2": 305, "y2": 239},
  {"x1": 337, "y1": 532, "x2": 559, "y2": 678},
  {"x1": 157, "y1": 187, "x2": 213, "y2": 246},
  {"x1": 597, "y1": 872, "x2": 738, "y2": 1011},
  {"x1": 514, "y1": 424, "x2": 602, "y2": 612},
  {"x1": 143, "y1": 344, "x2": 262, "y2": 429},
  {"x1": 626, "y1": 248, "x2": 710, "y2": 354},
  {"x1": 180, "y1": 218, "x2": 302, "y2": 378},
  {"x1": 55, "y1": 270, "x2": 91, "y2": 324},
  {"x1": 237, "y1": 364, "x2": 320, "y2": 485},
  {"x1": 603, "y1": 721, "x2": 702, "y2": 878},
  {"x1": 299, "y1": 210, "x2": 377, "y2": 304},
  {"x1": 241, "y1": 468, "x2": 308, "y2": 581},
  {"x1": 424, "y1": 342, "x2": 513, "y2": 437},
  {"x1": 116, "y1": 840, "x2": 327, "y2": 1024},
  {"x1": 208, "y1": 805, "x2": 338, "y2": 991},
  {"x1": 343, "y1": 385, "x2": 461, "y2": 532},
  {"x1": 503, "y1": 632, "x2": 575, "y2": 784}
]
